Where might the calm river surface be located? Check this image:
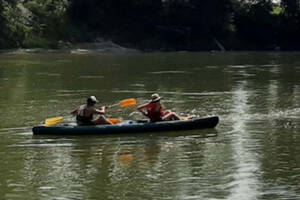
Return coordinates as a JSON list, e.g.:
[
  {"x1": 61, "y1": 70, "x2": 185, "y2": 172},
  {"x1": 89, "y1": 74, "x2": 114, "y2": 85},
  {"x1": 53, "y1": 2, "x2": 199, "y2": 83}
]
[{"x1": 0, "y1": 52, "x2": 299, "y2": 200}]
